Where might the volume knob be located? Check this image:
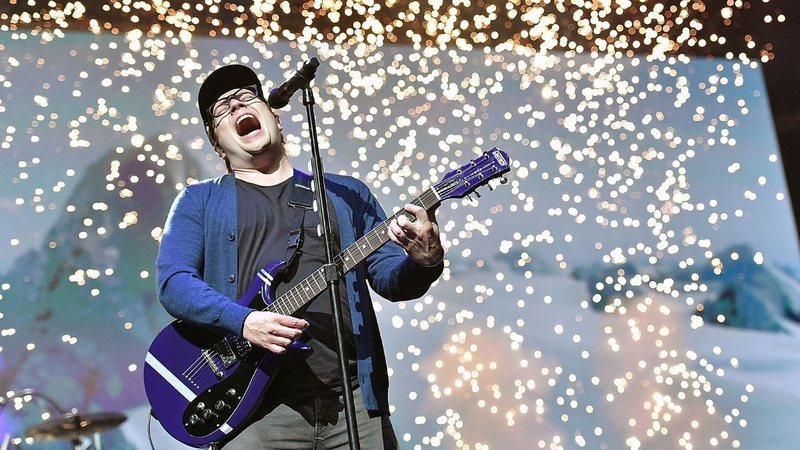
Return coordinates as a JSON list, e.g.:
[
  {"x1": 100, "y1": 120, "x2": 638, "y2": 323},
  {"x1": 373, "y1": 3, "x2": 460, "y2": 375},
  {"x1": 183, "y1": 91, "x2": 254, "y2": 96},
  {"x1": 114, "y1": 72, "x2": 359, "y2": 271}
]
[
  {"x1": 215, "y1": 400, "x2": 230, "y2": 411},
  {"x1": 188, "y1": 414, "x2": 204, "y2": 426}
]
